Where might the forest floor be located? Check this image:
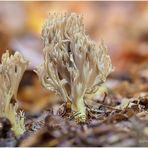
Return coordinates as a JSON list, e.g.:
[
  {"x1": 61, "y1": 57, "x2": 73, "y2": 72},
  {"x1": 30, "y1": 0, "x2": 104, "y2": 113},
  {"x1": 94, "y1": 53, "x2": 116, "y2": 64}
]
[{"x1": 0, "y1": 61, "x2": 148, "y2": 147}]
